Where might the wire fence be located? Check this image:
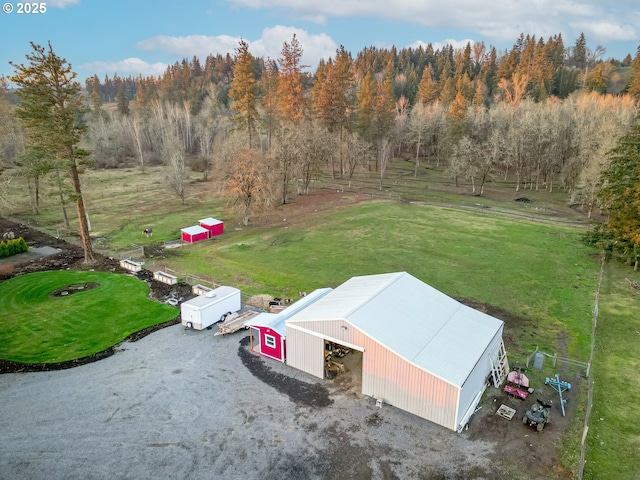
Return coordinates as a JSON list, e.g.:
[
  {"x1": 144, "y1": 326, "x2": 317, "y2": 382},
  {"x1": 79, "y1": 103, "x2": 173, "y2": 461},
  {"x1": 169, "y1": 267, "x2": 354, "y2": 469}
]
[
  {"x1": 578, "y1": 253, "x2": 606, "y2": 480},
  {"x1": 524, "y1": 348, "x2": 590, "y2": 376}
]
